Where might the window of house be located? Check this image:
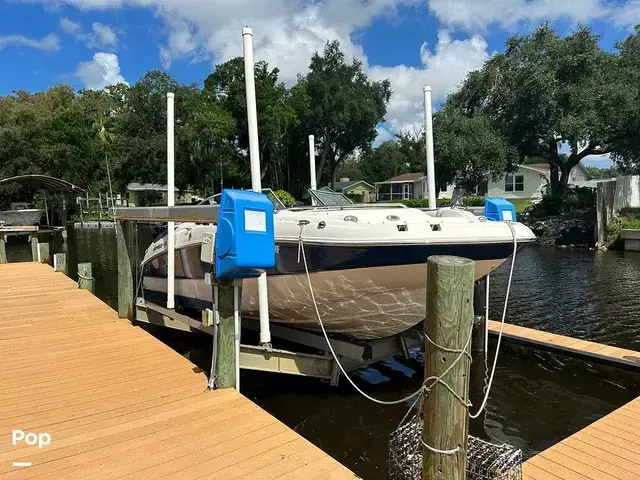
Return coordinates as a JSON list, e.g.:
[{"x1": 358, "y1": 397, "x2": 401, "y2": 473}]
[{"x1": 505, "y1": 174, "x2": 524, "y2": 192}]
